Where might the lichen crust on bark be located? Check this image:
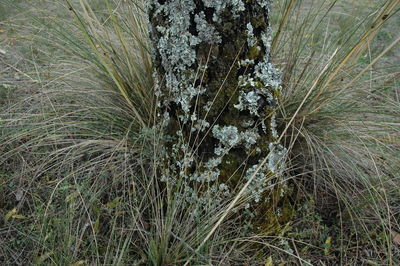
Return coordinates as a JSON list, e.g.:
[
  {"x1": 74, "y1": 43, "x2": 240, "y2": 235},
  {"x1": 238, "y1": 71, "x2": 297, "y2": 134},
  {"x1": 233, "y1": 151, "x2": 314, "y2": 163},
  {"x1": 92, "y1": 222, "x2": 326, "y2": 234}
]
[{"x1": 147, "y1": 0, "x2": 286, "y2": 207}]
